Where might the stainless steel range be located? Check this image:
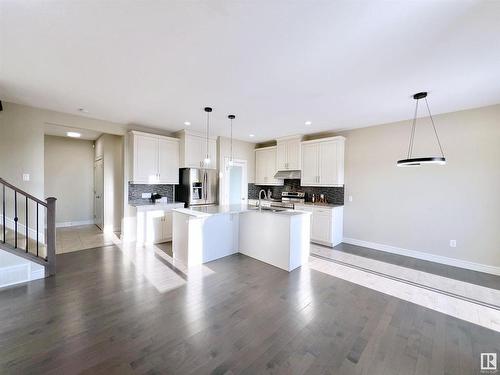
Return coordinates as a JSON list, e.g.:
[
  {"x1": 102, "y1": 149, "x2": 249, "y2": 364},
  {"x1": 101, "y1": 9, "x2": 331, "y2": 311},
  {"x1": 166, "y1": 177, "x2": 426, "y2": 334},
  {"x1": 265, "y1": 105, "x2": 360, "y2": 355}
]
[
  {"x1": 263, "y1": 191, "x2": 305, "y2": 209},
  {"x1": 281, "y1": 191, "x2": 305, "y2": 207}
]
